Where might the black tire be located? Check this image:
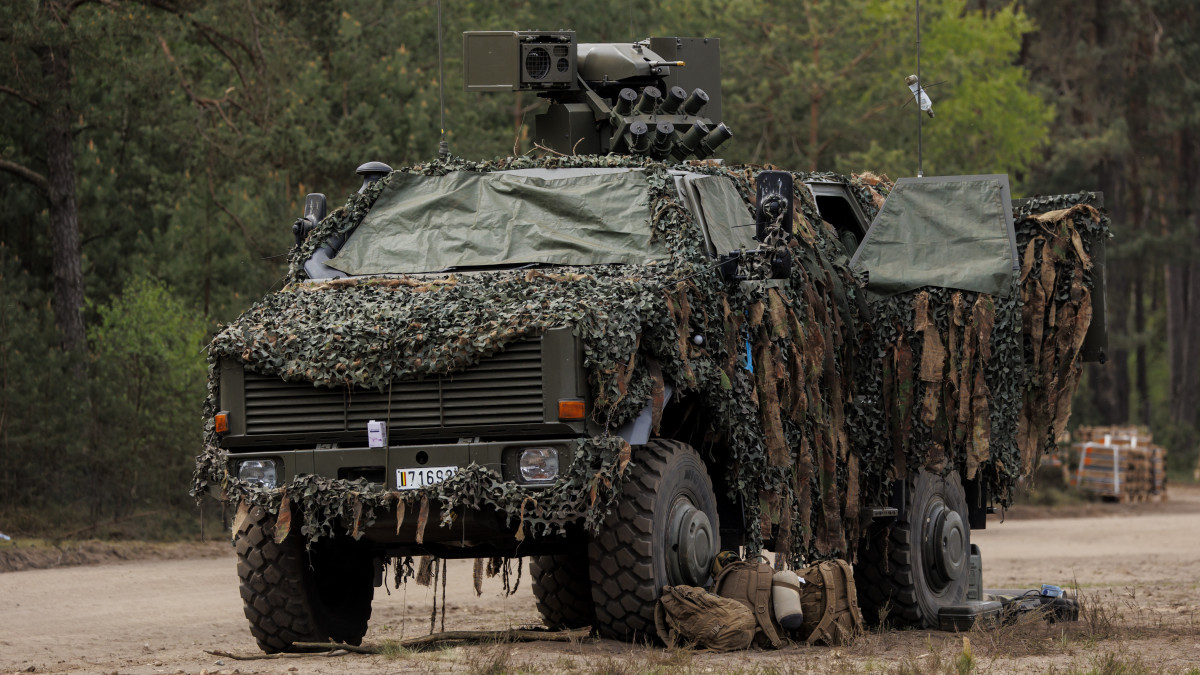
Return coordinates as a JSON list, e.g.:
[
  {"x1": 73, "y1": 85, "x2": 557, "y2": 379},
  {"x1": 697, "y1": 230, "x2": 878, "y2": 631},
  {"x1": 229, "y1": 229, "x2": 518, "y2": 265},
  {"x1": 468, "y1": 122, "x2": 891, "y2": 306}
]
[
  {"x1": 235, "y1": 505, "x2": 375, "y2": 653},
  {"x1": 588, "y1": 440, "x2": 720, "y2": 640},
  {"x1": 530, "y1": 550, "x2": 596, "y2": 629},
  {"x1": 855, "y1": 469, "x2": 971, "y2": 628}
]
